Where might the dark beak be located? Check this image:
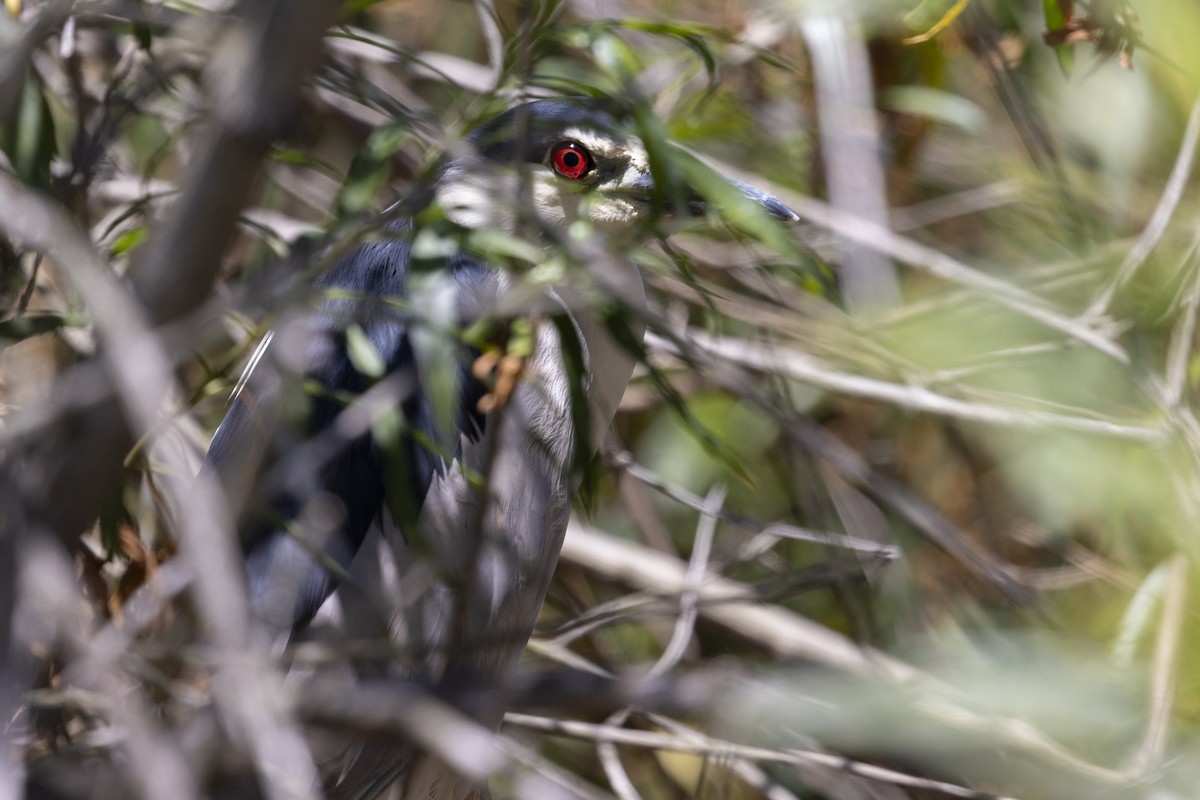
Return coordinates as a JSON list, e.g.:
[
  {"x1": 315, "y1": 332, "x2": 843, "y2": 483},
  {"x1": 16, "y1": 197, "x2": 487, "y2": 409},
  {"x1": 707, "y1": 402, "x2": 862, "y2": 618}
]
[
  {"x1": 725, "y1": 177, "x2": 800, "y2": 222},
  {"x1": 622, "y1": 169, "x2": 799, "y2": 223}
]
